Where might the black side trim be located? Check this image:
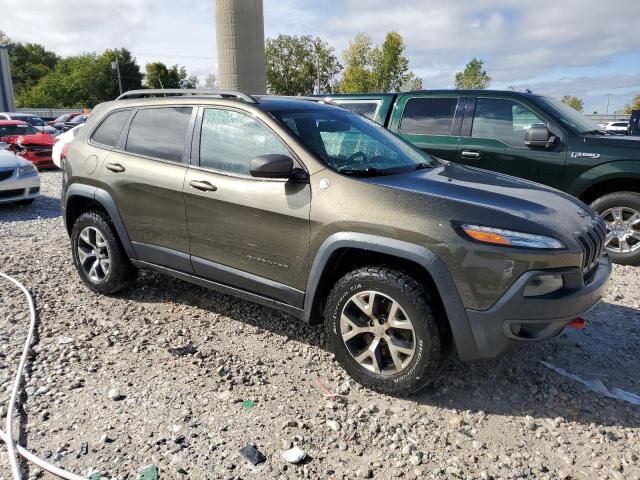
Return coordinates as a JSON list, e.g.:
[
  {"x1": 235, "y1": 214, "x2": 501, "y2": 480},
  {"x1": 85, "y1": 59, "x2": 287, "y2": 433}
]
[
  {"x1": 132, "y1": 241, "x2": 193, "y2": 274},
  {"x1": 191, "y1": 255, "x2": 304, "y2": 308},
  {"x1": 304, "y1": 232, "x2": 478, "y2": 360},
  {"x1": 131, "y1": 259, "x2": 304, "y2": 319}
]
